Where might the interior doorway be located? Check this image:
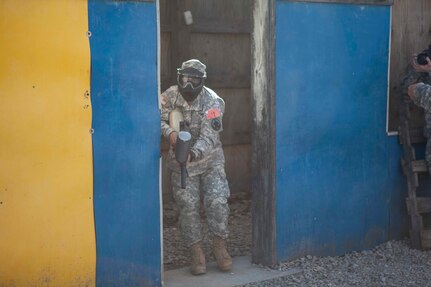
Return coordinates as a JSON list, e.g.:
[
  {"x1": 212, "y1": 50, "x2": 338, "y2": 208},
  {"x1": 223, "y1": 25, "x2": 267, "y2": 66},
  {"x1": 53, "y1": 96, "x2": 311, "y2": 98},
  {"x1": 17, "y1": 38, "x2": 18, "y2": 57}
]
[{"x1": 159, "y1": 0, "x2": 253, "y2": 271}]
